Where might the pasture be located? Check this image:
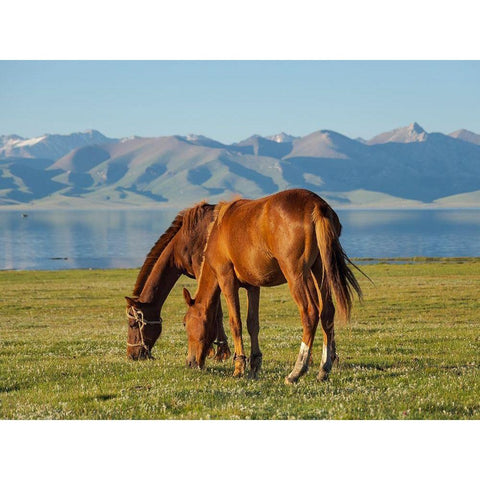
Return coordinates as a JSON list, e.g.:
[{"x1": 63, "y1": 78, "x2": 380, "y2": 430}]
[{"x1": 1, "y1": 260, "x2": 479, "y2": 419}]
